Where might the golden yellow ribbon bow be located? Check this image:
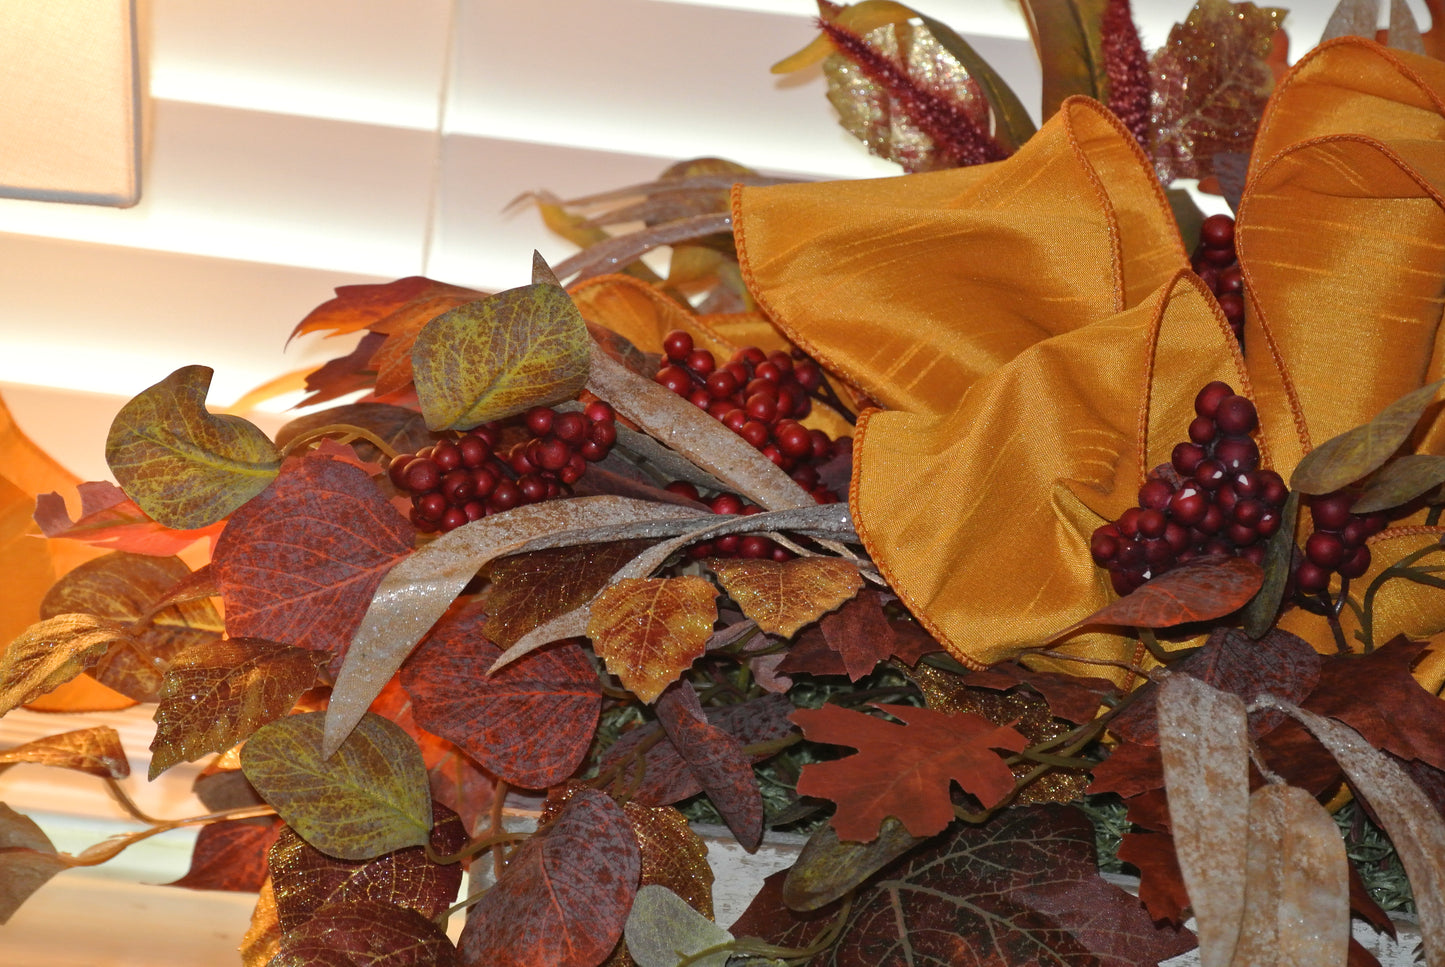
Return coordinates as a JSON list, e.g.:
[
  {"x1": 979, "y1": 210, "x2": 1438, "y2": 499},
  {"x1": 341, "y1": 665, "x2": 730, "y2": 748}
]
[{"x1": 724, "y1": 36, "x2": 1445, "y2": 685}]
